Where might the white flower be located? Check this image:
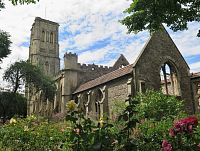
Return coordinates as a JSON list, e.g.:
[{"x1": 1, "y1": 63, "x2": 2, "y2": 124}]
[
  {"x1": 24, "y1": 126, "x2": 29, "y2": 131},
  {"x1": 10, "y1": 118, "x2": 17, "y2": 124}
]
